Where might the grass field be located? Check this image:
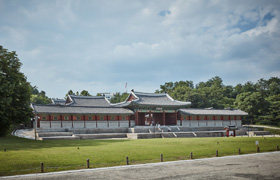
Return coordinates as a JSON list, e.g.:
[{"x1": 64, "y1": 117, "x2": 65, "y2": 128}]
[{"x1": 1, "y1": 136, "x2": 280, "y2": 176}]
